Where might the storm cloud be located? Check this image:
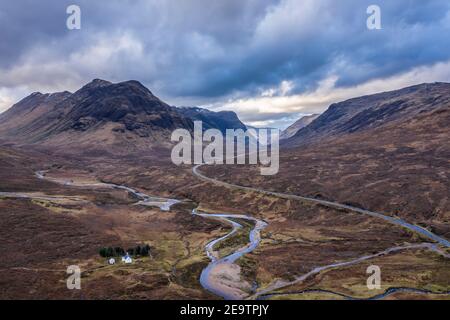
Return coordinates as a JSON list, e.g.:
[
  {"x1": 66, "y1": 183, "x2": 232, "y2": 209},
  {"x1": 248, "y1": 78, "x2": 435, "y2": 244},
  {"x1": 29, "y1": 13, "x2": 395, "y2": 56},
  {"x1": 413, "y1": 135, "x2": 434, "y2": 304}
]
[{"x1": 1, "y1": 0, "x2": 450, "y2": 128}]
